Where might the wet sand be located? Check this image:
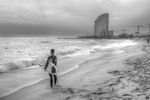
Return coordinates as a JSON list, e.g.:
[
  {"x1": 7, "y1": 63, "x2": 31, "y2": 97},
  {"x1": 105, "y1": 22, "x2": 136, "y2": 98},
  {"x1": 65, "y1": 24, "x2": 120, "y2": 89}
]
[{"x1": 0, "y1": 40, "x2": 149, "y2": 100}]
